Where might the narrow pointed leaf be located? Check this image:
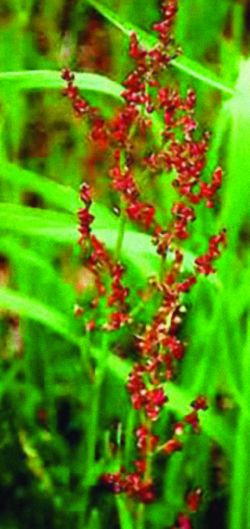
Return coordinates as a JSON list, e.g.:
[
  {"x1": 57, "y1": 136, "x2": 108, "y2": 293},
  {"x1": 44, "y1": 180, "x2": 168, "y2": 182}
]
[
  {"x1": 0, "y1": 287, "x2": 79, "y2": 346},
  {"x1": 0, "y1": 70, "x2": 123, "y2": 100}
]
